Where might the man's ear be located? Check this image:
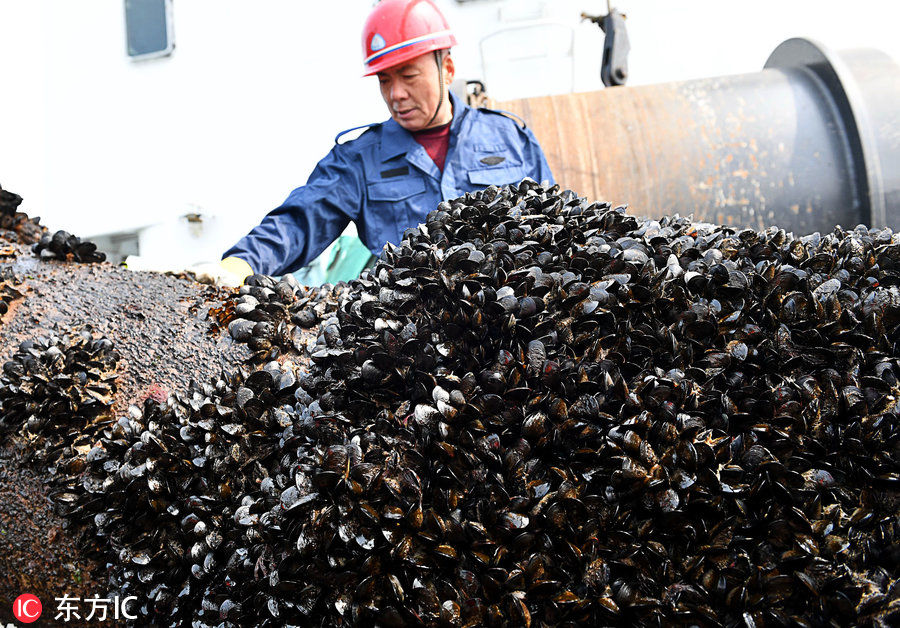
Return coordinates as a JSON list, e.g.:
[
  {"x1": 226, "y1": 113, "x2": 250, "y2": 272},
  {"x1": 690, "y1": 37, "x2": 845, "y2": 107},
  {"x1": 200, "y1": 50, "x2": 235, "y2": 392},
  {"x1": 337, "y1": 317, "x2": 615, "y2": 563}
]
[{"x1": 443, "y1": 53, "x2": 455, "y2": 85}]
